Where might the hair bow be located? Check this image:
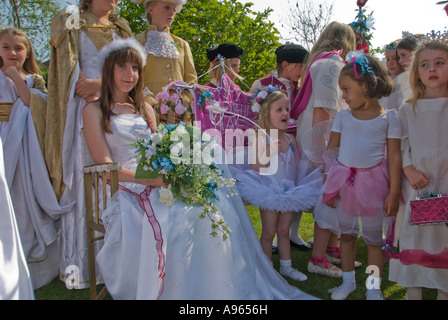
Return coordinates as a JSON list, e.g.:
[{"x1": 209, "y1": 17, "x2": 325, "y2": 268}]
[{"x1": 345, "y1": 50, "x2": 374, "y2": 79}]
